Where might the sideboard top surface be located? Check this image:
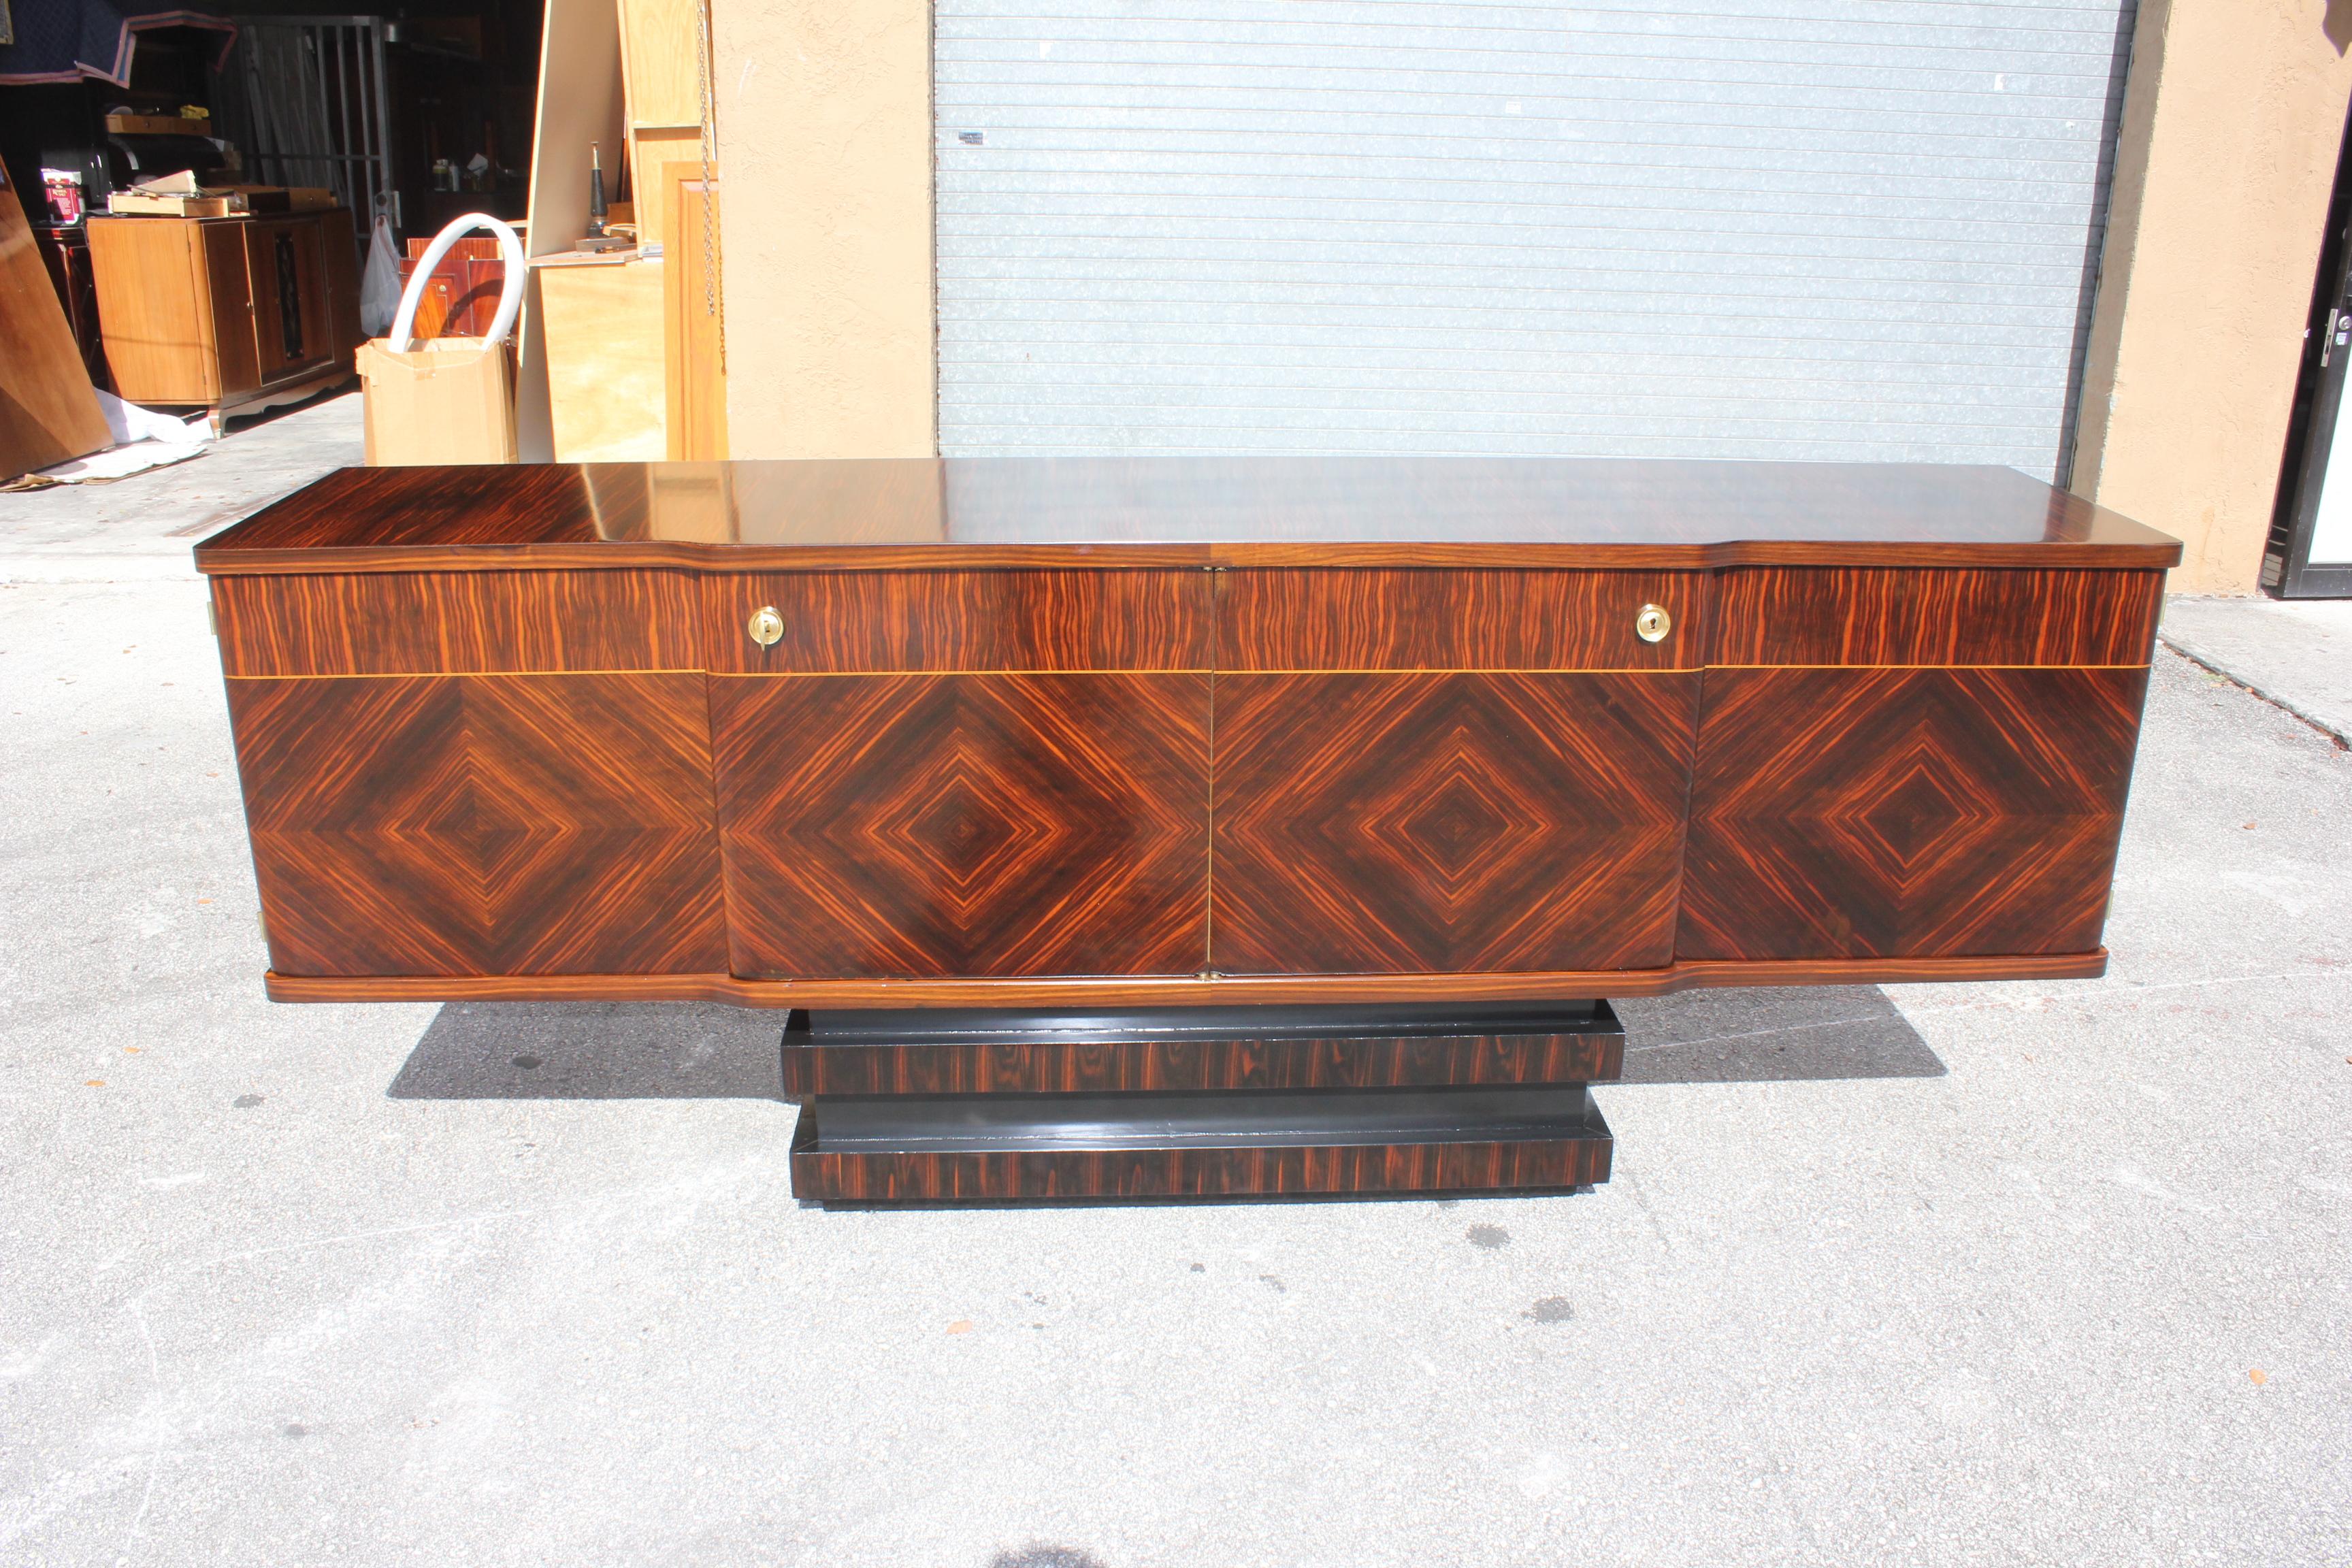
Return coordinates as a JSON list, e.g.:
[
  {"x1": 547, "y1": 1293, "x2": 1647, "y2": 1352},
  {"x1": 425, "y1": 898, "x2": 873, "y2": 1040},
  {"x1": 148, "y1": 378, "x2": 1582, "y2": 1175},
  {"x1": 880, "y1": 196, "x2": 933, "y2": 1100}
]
[{"x1": 195, "y1": 456, "x2": 2183, "y2": 574}]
